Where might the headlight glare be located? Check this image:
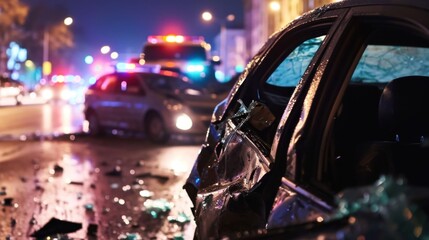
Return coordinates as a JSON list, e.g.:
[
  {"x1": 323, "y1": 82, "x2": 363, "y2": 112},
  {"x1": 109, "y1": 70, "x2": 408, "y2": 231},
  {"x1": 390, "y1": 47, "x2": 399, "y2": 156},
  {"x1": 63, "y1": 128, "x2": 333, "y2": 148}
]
[{"x1": 176, "y1": 113, "x2": 193, "y2": 130}]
